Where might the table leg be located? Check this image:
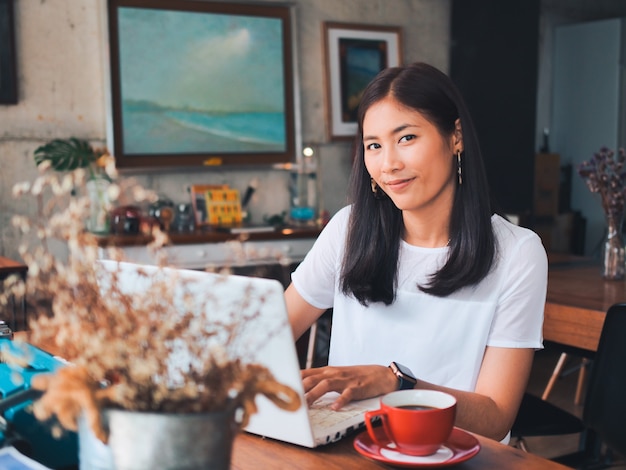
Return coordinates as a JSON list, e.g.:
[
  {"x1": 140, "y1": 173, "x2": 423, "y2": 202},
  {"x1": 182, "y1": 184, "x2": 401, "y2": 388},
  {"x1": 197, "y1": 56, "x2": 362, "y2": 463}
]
[
  {"x1": 10, "y1": 292, "x2": 17, "y2": 332},
  {"x1": 20, "y1": 272, "x2": 27, "y2": 330}
]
